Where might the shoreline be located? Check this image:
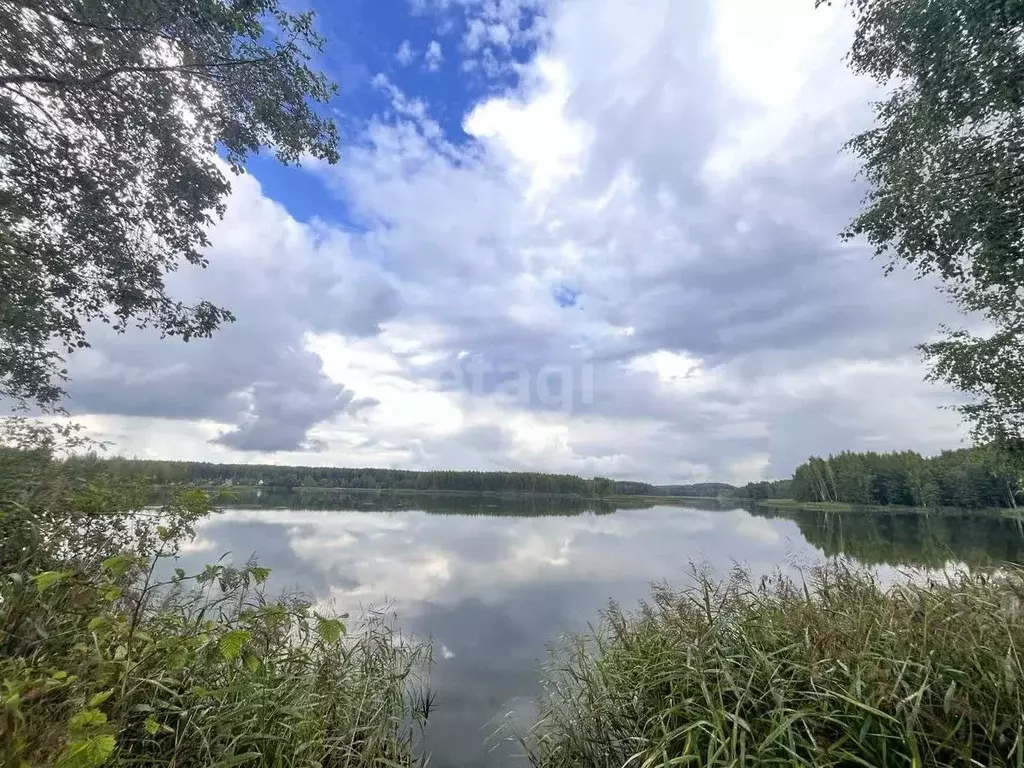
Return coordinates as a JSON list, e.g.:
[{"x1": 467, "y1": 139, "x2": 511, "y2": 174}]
[{"x1": 151, "y1": 485, "x2": 1024, "y2": 517}]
